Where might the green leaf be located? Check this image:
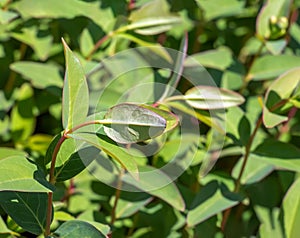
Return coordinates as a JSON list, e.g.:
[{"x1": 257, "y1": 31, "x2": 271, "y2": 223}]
[
  {"x1": 62, "y1": 39, "x2": 89, "y2": 130},
  {"x1": 255, "y1": 206, "x2": 284, "y2": 238},
  {"x1": 195, "y1": 0, "x2": 245, "y2": 21},
  {"x1": 0, "y1": 192, "x2": 49, "y2": 235},
  {"x1": 140, "y1": 104, "x2": 178, "y2": 133},
  {"x1": 187, "y1": 181, "x2": 241, "y2": 227},
  {"x1": 282, "y1": 178, "x2": 300, "y2": 238},
  {"x1": 166, "y1": 101, "x2": 225, "y2": 134},
  {"x1": 0, "y1": 148, "x2": 27, "y2": 159},
  {"x1": 0, "y1": 155, "x2": 51, "y2": 192},
  {"x1": 10, "y1": 24, "x2": 53, "y2": 60},
  {"x1": 248, "y1": 55, "x2": 300, "y2": 81},
  {"x1": 11, "y1": 0, "x2": 115, "y2": 32},
  {"x1": 110, "y1": 192, "x2": 152, "y2": 219},
  {"x1": 0, "y1": 9, "x2": 18, "y2": 24},
  {"x1": 185, "y1": 48, "x2": 233, "y2": 71},
  {"x1": 122, "y1": 165, "x2": 186, "y2": 211},
  {"x1": 115, "y1": 33, "x2": 172, "y2": 62},
  {"x1": 102, "y1": 103, "x2": 167, "y2": 144},
  {"x1": 263, "y1": 67, "x2": 300, "y2": 128},
  {"x1": 256, "y1": 0, "x2": 291, "y2": 39},
  {"x1": 52, "y1": 220, "x2": 105, "y2": 238},
  {"x1": 0, "y1": 216, "x2": 18, "y2": 235},
  {"x1": 67, "y1": 133, "x2": 139, "y2": 180},
  {"x1": 127, "y1": 0, "x2": 181, "y2": 35},
  {"x1": 55, "y1": 146, "x2": 98, "y2": 182},
  {"x1": 232, "y1": 156, "x2": 274, "y2": 185},
  {"x1": 183, "y1": 86, "x2": 245, "y2": 109},
  {"x1": 10, "y1": 83, "x2": 36, "y2": 142},
  {"x1": 10, "y1": 61, "x2": 63, "y2": 90},
  {"x1": 44, "y1": 134, "x2": 61, "y2": 165},
  {"x1": 253, "y1": 140, "x2": 300, "y2": 172}
]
